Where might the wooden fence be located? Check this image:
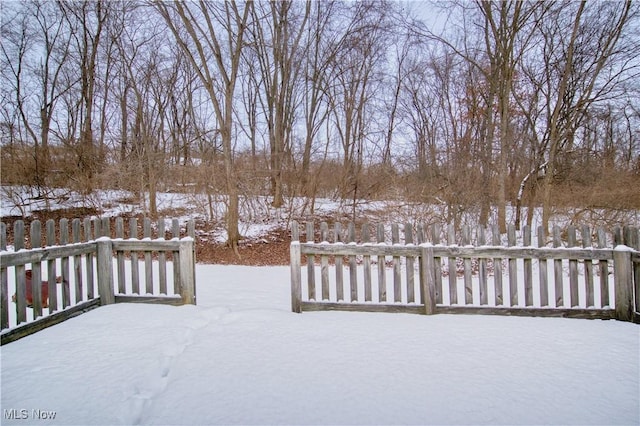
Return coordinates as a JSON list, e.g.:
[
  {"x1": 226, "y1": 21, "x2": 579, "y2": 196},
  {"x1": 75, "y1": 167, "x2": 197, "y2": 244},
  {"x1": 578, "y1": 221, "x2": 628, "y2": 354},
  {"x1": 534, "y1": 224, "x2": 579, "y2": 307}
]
[
  {"x1": 0, "y1": 217, "x2": 196, "y2": 344},
  {"x1": 290, "y1": 221, "x2": 640, "y2": 322}
]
